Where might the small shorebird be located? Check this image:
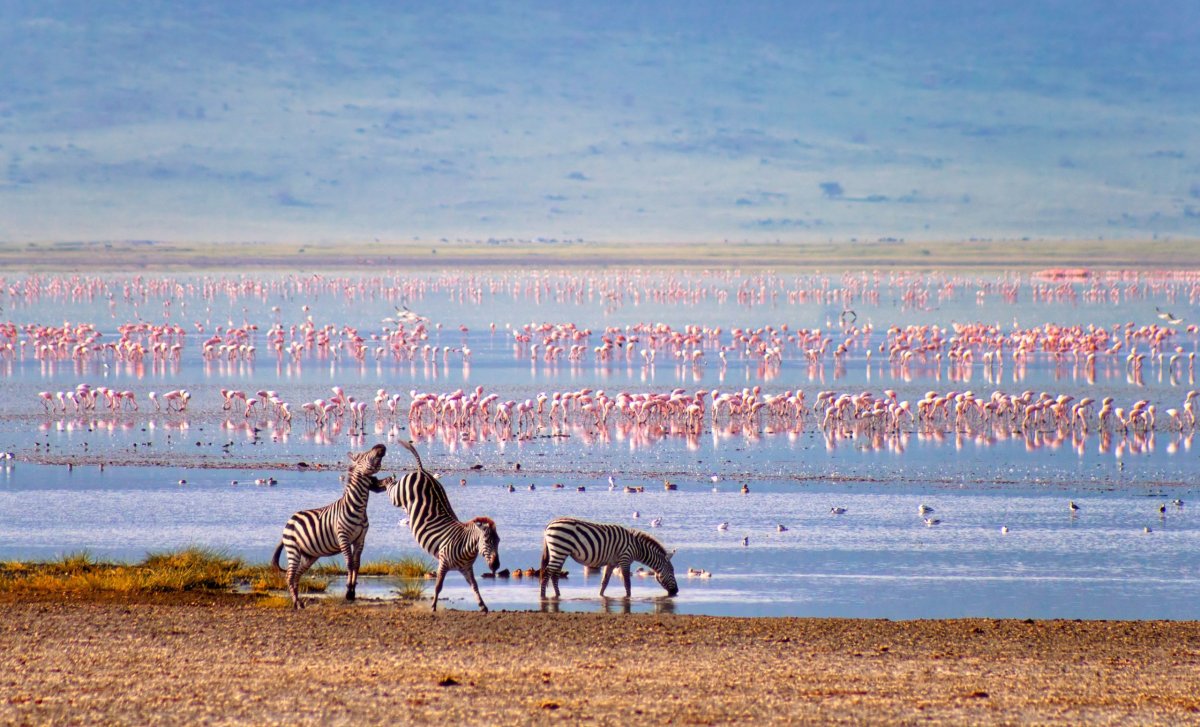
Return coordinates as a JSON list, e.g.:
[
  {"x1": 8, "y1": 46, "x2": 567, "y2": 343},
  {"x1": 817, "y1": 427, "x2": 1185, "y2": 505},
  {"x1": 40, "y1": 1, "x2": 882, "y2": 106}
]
[
  {"x1": 741, "y1": 536, "x2": 749, "y2": 547},
  {"x1": 924, "y1": 518, "x2": 941, "y2": 527},
  {"x1": 1001, "y1": 525, "x2": 1009, "y2": 534},
  {"x1": 776, "y1": 524, "x2": 789, "y2": 532},
  {"x1": 650, "y1": 518, "x2": 662, "y2": 528},
  {"x1": 1173, "y1": 499, "x2": 1185, "y2": 508},
  {"x1": 1069, "y1": 501, "x2": 1080, "y2": 513},
  {"x1": 830, "y1": 507, "x2": 847, "y2": 515},
  {"x1": 632, "y1": 510, "x2": 640, "y2": 519},
  {"x1": 717, "y1": 522, "x2": 730, "y2": 531},
  {"x1": 919, "y1": 504, "x2": 934, "y2": 515}
]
